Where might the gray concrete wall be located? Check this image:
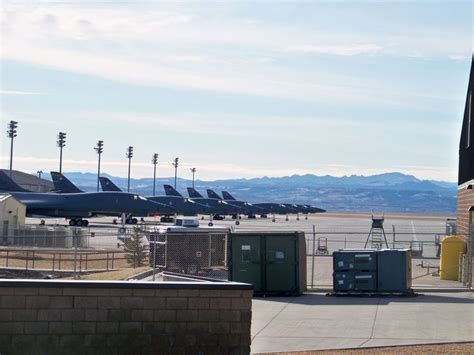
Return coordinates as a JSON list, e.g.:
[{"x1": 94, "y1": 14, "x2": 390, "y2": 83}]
[{"x1": 0, "y1": 279, "x2": 252, "y2": 355}]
